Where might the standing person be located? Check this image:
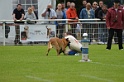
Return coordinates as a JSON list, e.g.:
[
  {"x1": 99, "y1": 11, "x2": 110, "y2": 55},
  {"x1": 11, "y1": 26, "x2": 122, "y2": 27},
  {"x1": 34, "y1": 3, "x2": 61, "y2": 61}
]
[
  {"x1": 95, "y1": 1, "x2": 104, "y2": 18},
  {"x1": 106, "y1": 0, "x2": 124, "y2": 50},
  {"x1": 66, "y1": 2, "x2": 79, "y2": 38},
  {"x1": 80, "y1": 0, "x2": 87, "y2": 9},
  {"x1": 98, "y1": 4, "x2": 108, "y2": 20},
  {"x1": 80, "y1": 3, "x2": 95, "y2": 19},
  {"x1": 92, "y1": 1, "x2": 98, "y2": 11},
  {"x1": 94, "y1": 1, "x2": 104, "y2": 42},
  {"x1": 12, "y1": 4, "x2": 25, "y2": 45},
  {"x1": 56, "y1": 3, "x2": 66, "y2": 38},
  {"x1": 78, "y1": 0, "x2": 87, "y2": 16},
  {"x1": 79, "y1": 3, "x2": 95, "y2": 42},
  {"x1": 31, "y1": 5, "x2": 38, "y2": 19},
  {"x1": 61, "y1": 2, "x2": 67, "y2": 13},
  {"x1": 41, "y1": 5, "x2": 57, "y2": 24},
  {"x1": 66, "y1": 1, "x2": 71, "y2": 9},
  {"x1": 98, "y1": 4, "x2": 108, "y2": 43},
  {"x1": 24, "y1": 7, "x2": 36, "y2": 24}
]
